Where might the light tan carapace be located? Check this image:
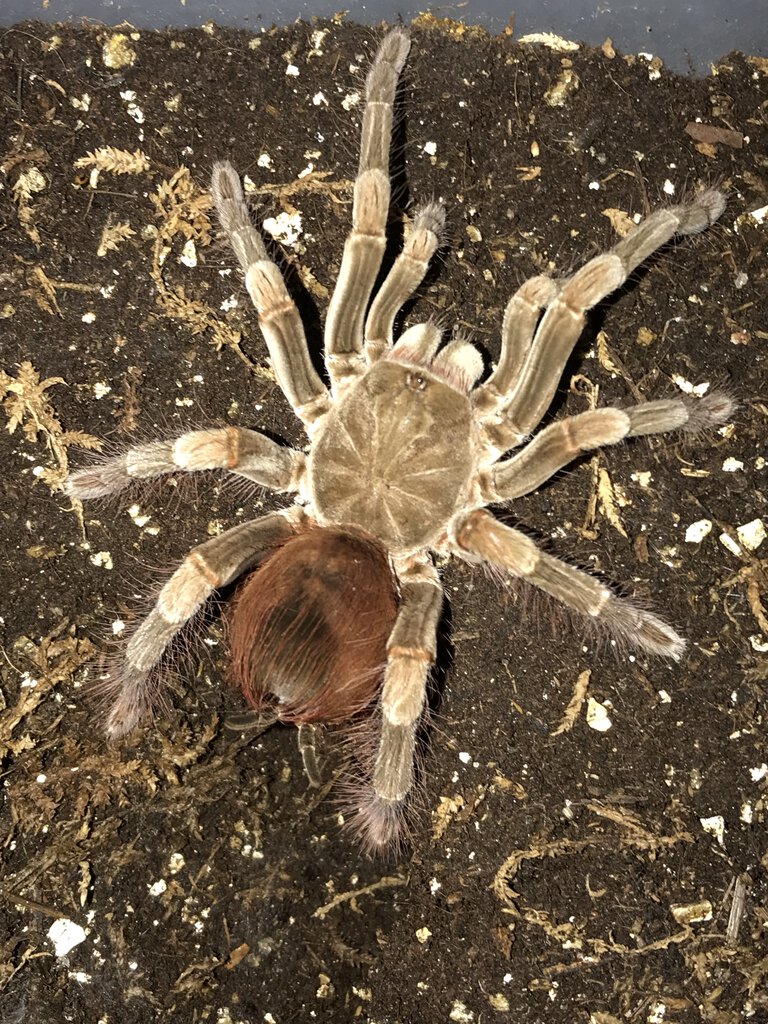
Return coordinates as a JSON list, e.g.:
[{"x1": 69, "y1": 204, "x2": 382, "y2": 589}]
[{"x1": 67, "y1": 29, "x2": 733, "y2": 848}]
